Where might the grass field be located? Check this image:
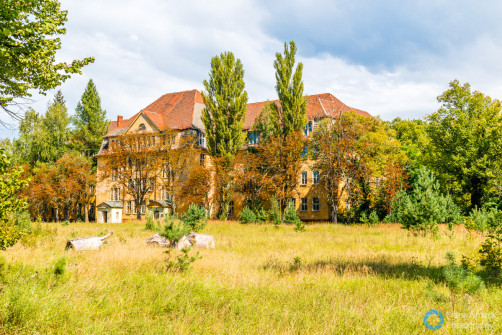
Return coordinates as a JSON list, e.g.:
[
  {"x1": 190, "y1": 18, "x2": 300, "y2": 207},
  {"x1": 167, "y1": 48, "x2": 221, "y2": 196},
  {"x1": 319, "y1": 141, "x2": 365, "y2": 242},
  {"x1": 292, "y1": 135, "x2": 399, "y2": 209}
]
[{"x1": 0, "y1": 221, "x2": 500, "y2": 334}]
